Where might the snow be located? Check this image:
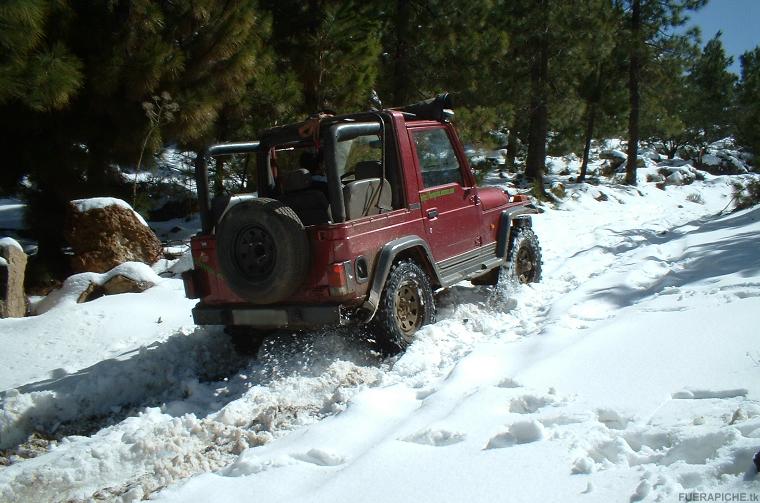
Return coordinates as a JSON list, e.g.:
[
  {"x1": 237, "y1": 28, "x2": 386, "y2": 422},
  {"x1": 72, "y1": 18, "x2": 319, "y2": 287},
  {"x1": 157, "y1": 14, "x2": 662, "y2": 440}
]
[
  {"x1": 33, "y1": 261, "x2": 163, "y2": 314},
  {"x1": 1, "y1": 149, "x2": 759, "y2": 502},
  {"x1": 71, "y1": 197, "x2": 149, "y2": 227},
  {"x1": 0, "y1": 237, "x2": 23, "y2": 253},
  {"x1": 0, "y1": 198, "x2": 26, "y2": 231}
]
